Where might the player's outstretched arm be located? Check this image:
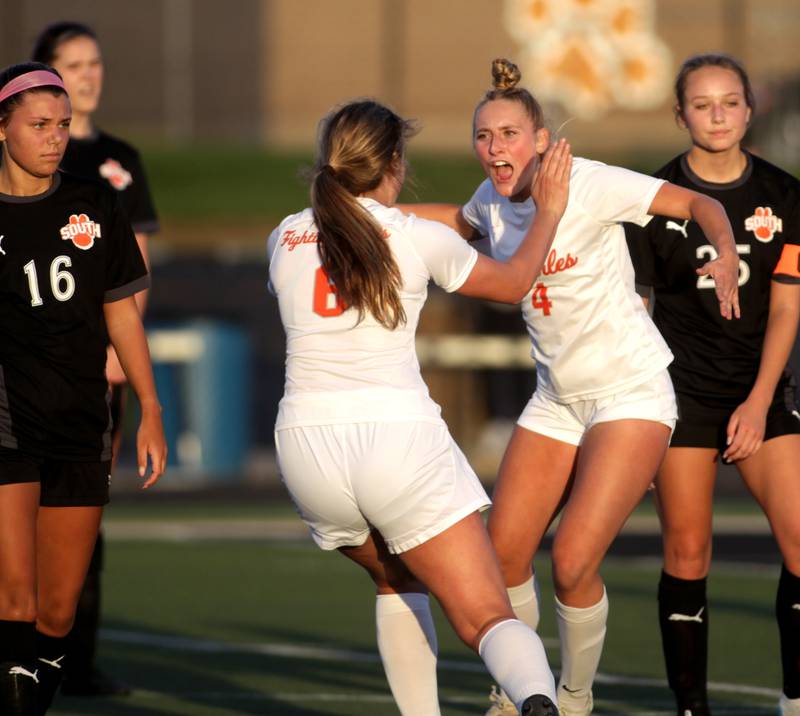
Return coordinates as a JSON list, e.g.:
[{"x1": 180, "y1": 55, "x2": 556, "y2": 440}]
[
  {"x1": 104, "y1": 296, "x2": 167, "y2": 487},
  {"x1": 398, "y1": 203, "x2": 482, "y2": 241},
  {"x1": 457, "y1": 139, "x2": 571, "y2": 303},
  {"x1": 649, "y1": 183, "x2": 740, "y2": 319}
]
